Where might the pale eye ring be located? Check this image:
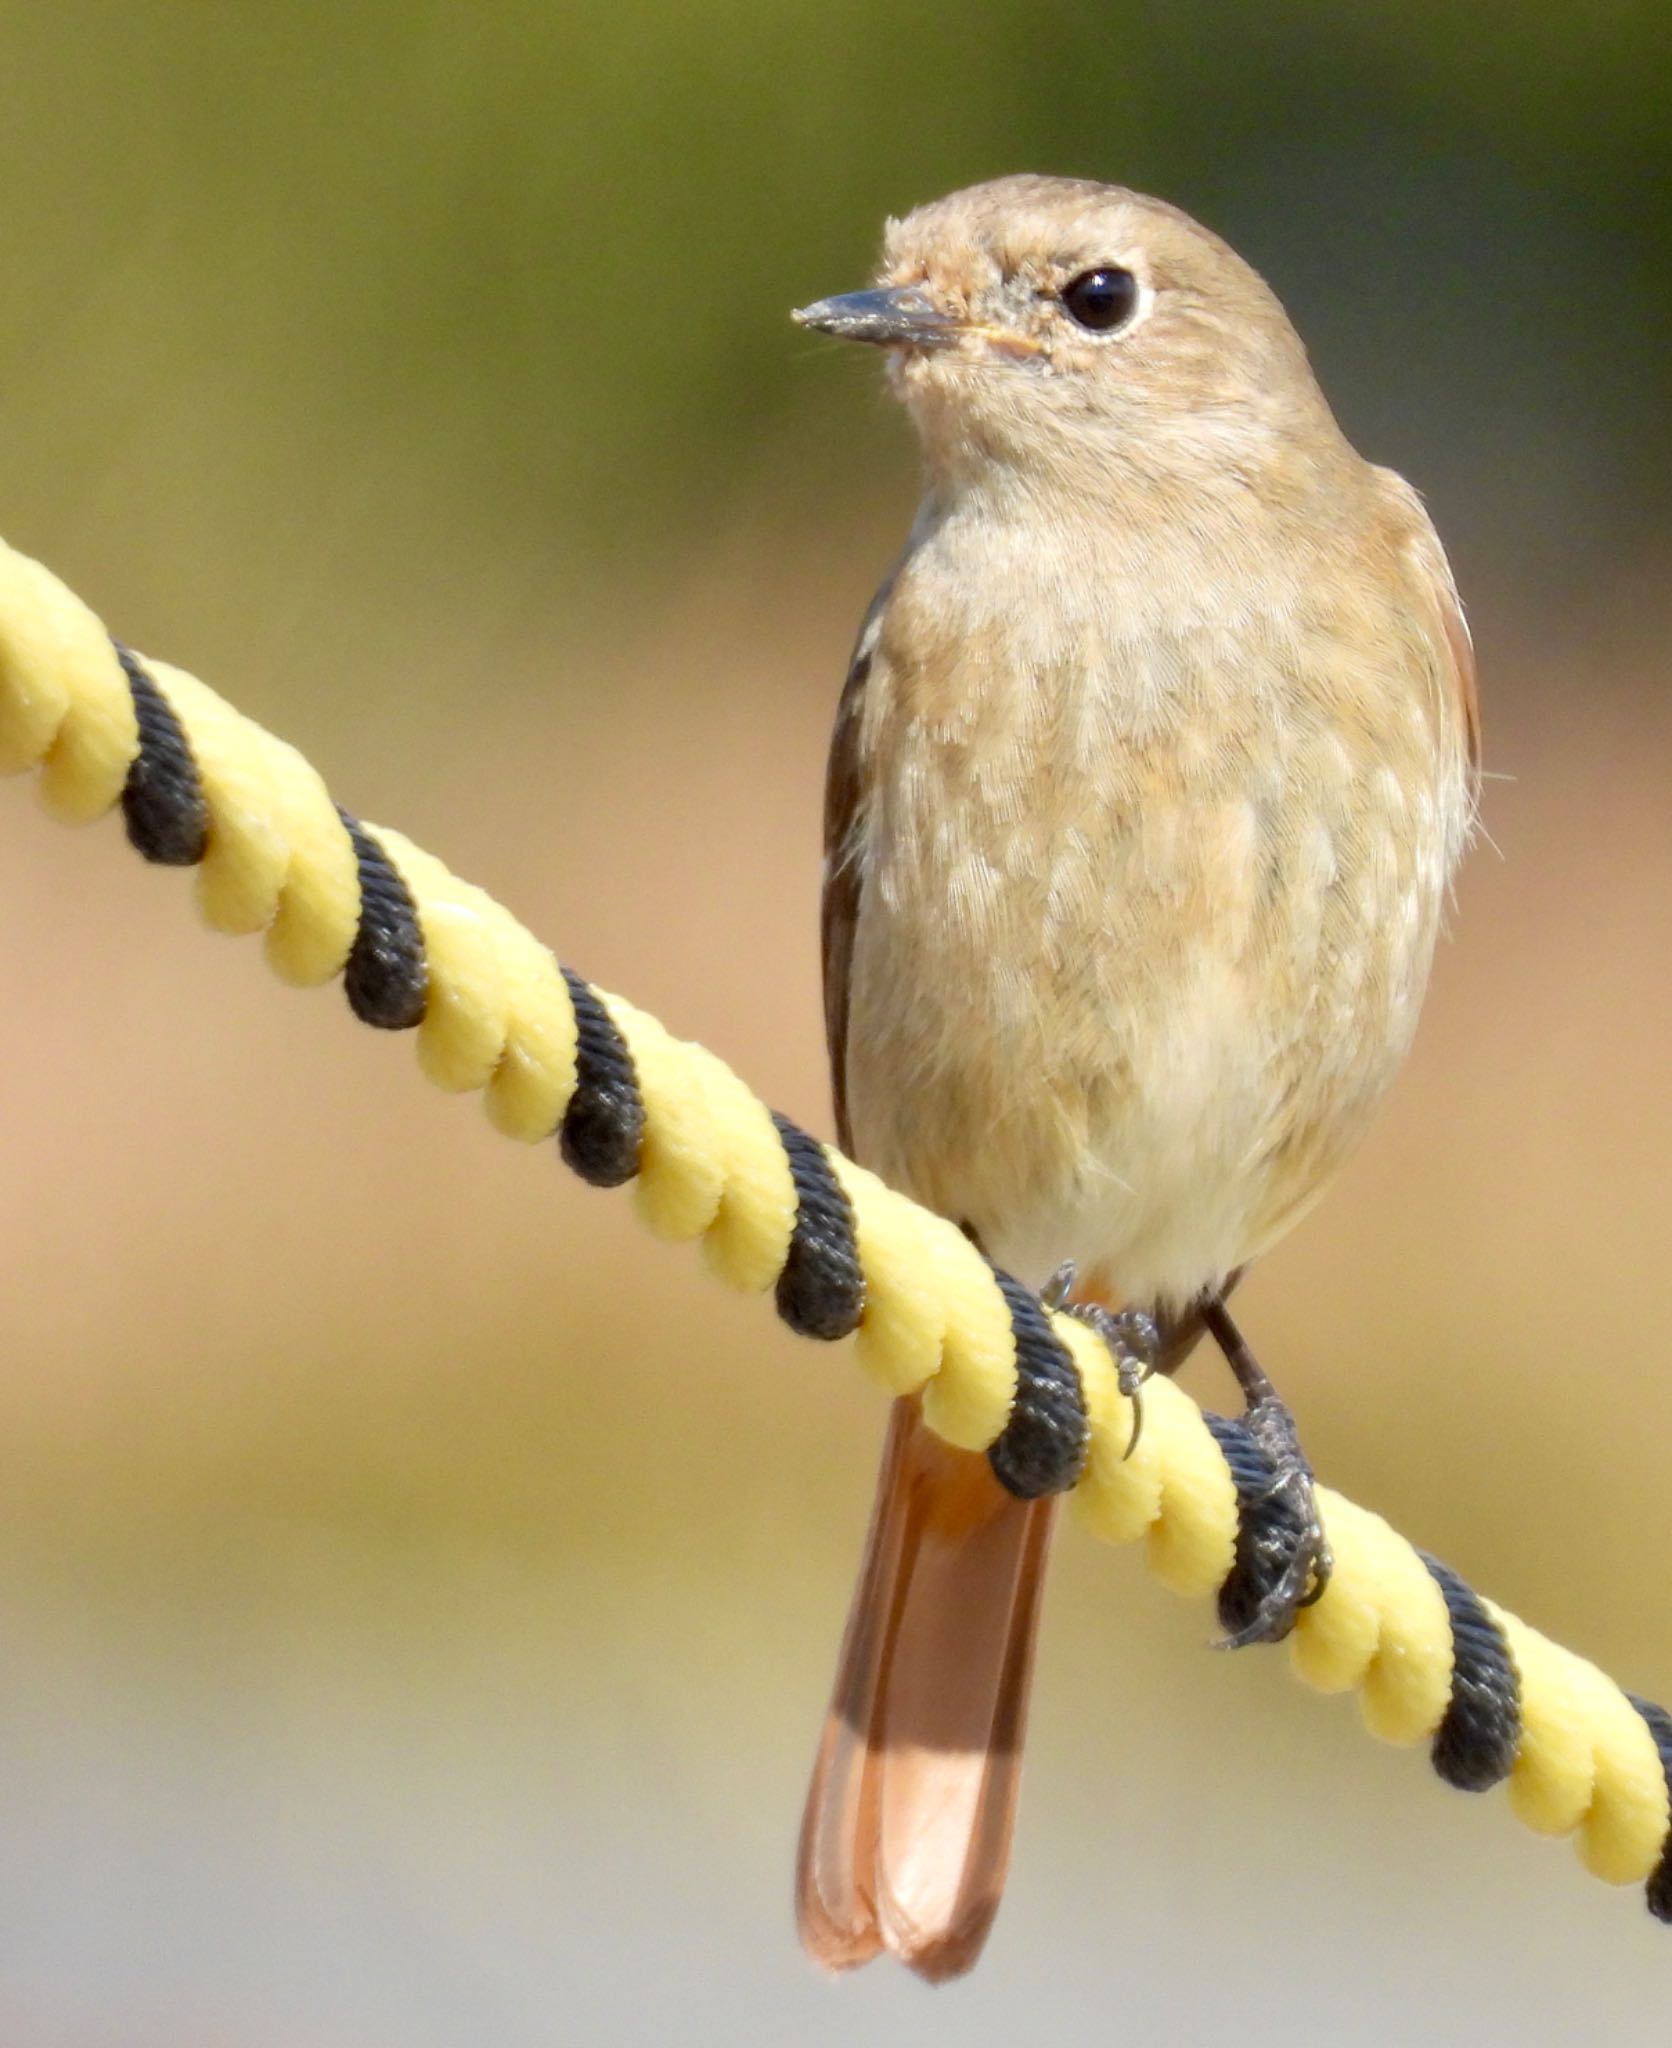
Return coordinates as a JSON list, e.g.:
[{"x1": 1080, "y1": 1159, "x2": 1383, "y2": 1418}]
[{"x1": 1060, "y1": 267, "x2": 1140, "y2": 333}]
